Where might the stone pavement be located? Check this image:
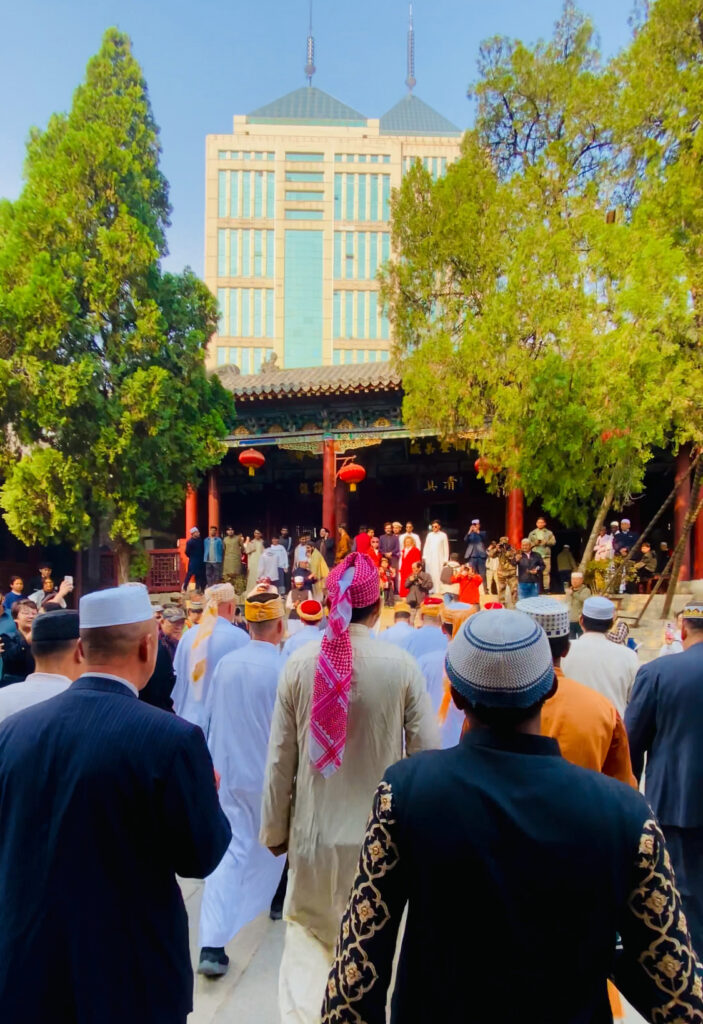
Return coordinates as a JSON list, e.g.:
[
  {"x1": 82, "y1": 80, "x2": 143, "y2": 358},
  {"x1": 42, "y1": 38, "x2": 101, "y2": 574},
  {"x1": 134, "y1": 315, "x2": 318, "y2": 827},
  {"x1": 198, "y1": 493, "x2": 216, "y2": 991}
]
[{"x1": 183, "y1": 878, "x2": 645, "y2": 1024}]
